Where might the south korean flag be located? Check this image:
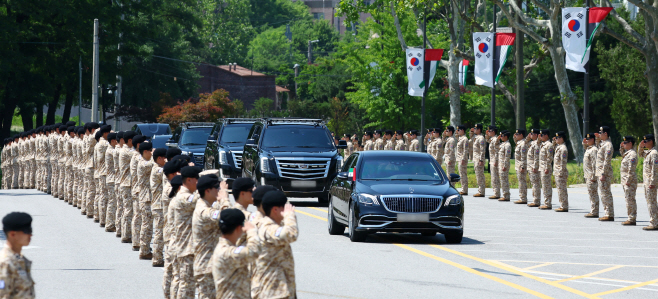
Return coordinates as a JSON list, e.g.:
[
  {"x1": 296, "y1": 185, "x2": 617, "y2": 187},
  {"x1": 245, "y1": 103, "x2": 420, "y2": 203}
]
[{"x1": 562, "y1": 7, "x2": 587, "y2": 72}]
